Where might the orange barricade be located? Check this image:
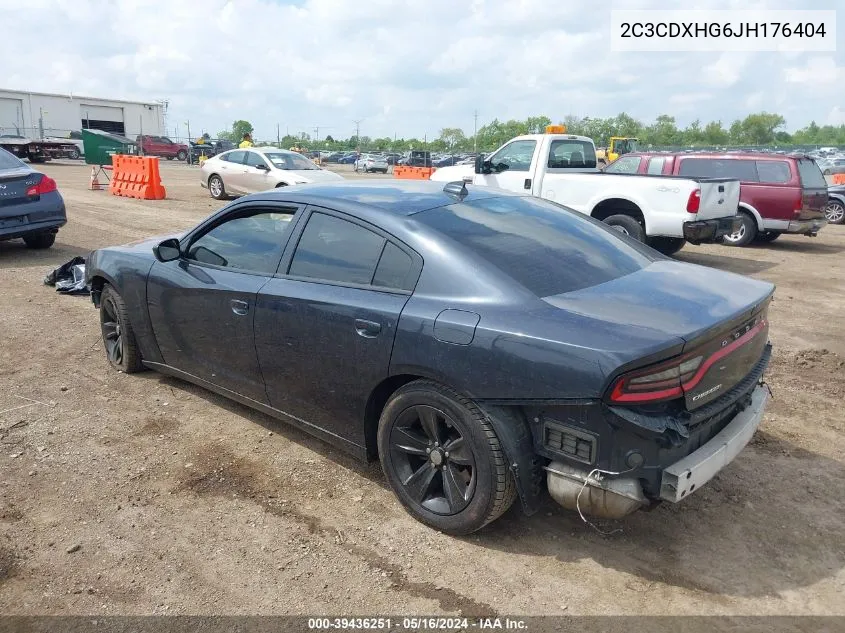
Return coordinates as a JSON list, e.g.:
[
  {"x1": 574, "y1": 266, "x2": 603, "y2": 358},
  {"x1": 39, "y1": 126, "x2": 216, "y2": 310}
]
[
  {"x1": 109, "y1": 155, "x2": 167, "y2": 200},
  {"x1": 832, "y1": 173, "x2": 845, "y2": 185},
  {"x1": 393, "y1": 165, "x2": 436, "y2": 180}
]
